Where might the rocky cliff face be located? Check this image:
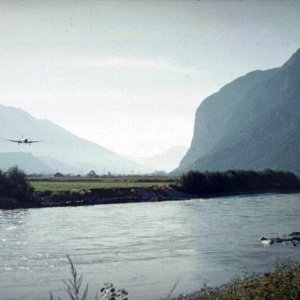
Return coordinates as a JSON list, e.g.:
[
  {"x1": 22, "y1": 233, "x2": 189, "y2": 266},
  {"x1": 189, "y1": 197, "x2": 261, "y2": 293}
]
[{"x1": 176, "y1": 48, "x2": 300, "y2": 174}]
